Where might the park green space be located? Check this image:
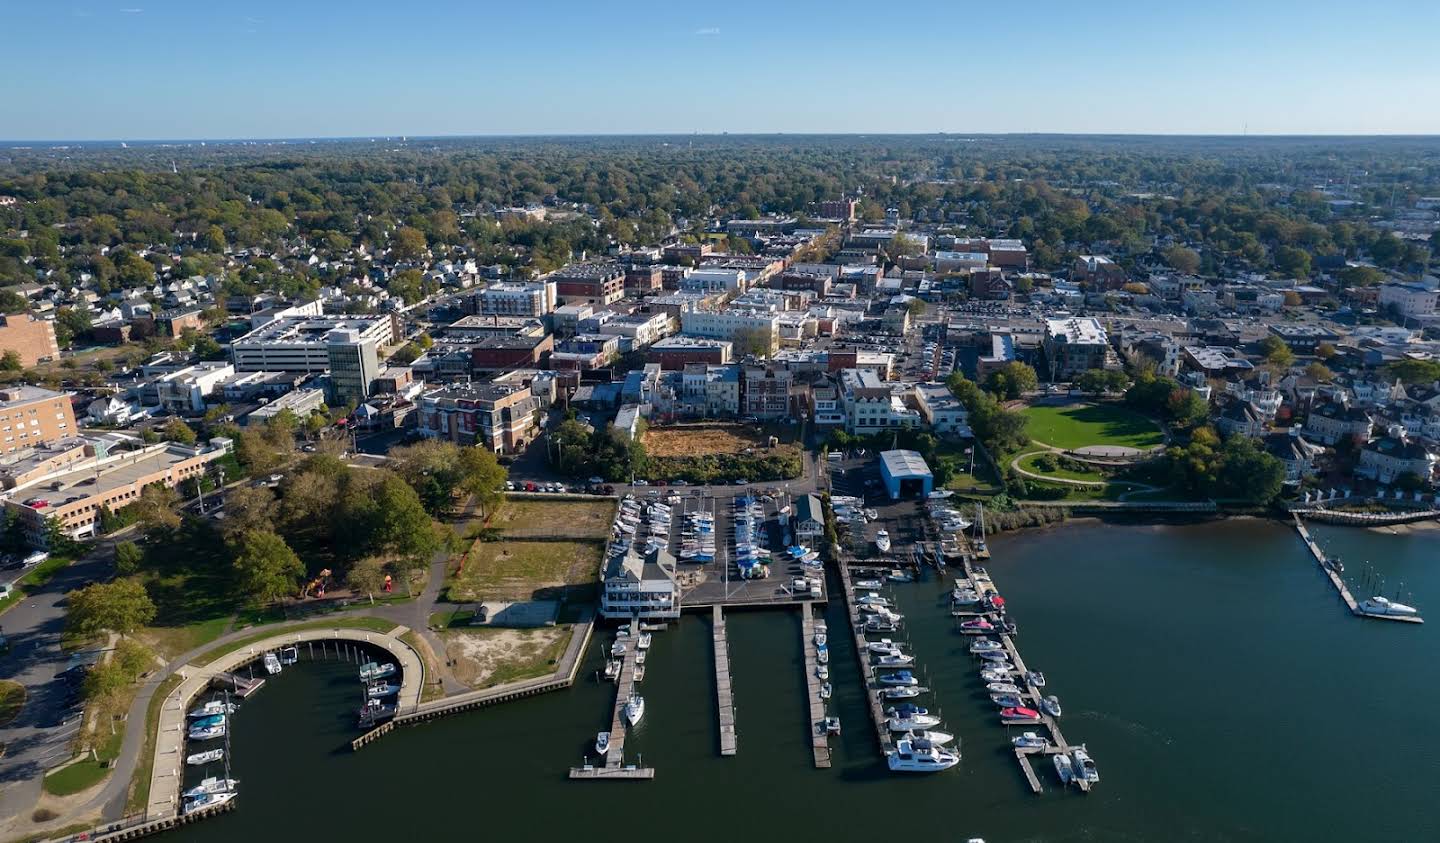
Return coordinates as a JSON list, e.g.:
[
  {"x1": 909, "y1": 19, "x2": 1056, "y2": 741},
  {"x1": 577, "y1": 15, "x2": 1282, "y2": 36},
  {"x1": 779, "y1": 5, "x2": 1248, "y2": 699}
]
[{"x1": 1021, "y1": 403, "x2": 1164, "y2": 450}]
